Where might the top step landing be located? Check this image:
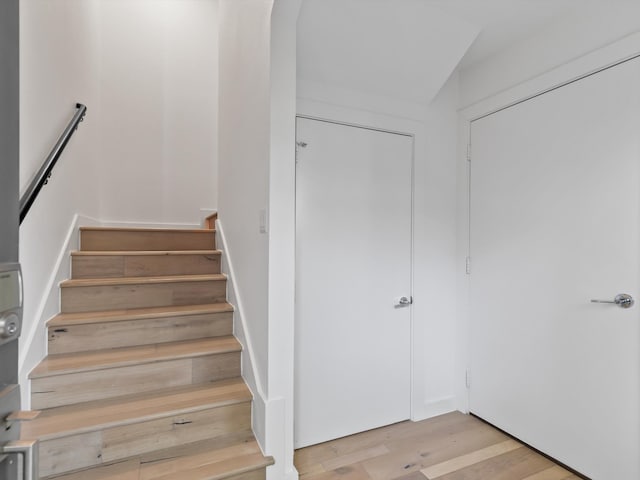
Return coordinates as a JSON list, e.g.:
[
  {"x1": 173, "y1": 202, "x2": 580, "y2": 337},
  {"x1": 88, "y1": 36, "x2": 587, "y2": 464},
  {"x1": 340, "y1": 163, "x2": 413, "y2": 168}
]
[{"x1": 80, "y1": 227, "x2": 215, "y2": 252}]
